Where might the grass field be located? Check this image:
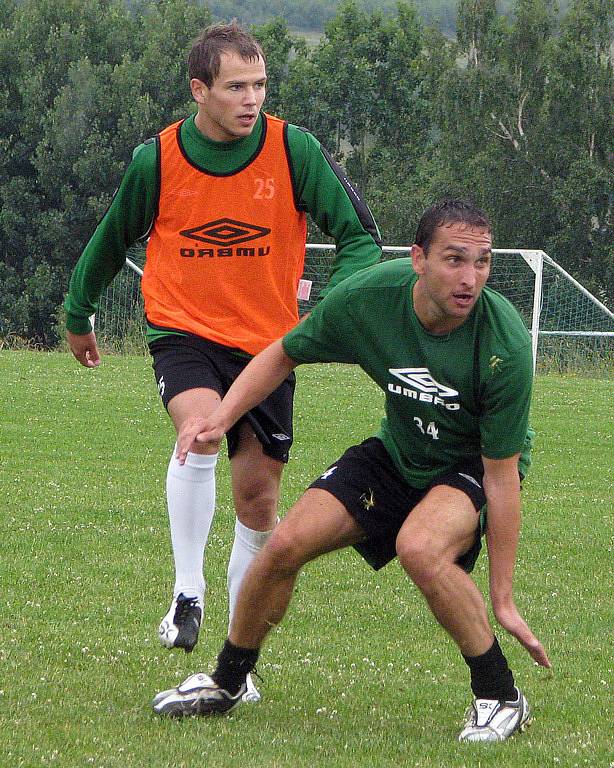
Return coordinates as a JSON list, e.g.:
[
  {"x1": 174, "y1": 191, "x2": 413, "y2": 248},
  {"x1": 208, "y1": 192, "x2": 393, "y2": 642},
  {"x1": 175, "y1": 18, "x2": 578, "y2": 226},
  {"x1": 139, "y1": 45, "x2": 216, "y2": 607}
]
[{"x1": 1, "y1": 350, "x2": 612, "y2": 768}]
